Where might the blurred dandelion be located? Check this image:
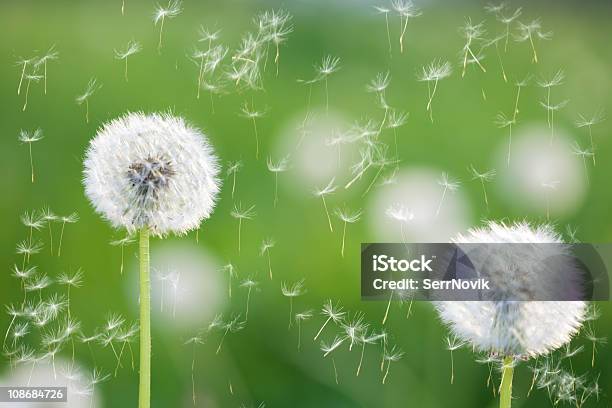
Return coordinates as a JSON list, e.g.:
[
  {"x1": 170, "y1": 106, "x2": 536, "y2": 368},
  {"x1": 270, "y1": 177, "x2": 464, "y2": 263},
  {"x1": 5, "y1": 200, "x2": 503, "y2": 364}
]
[
  {"x1": 115, "y1": 40, "x2": 142, "y2": 82},
  {"x1": 469, "y1": 166, "x2": 496, "y2": 211},
  {"x1": 356, "y1": 331, "x2": 384, "y2": 376},
  {"x1": 575, "y1": 109, "x2": 605, "y2": 166},
  {"x1": 211, "y1": 314, "x2": 245, "y2": 354},
  {"x1": 484, "y1": 34, "x2": 508, "y2": 82},
  {"x1": 18, "y1": 129, "x2": 43, "y2": 184},
  {"x1": 267, "y1": 156, "x2": 289, "y2": 207},
  {"x1": 571, "y1": 142, "x2": 593, "y2": 185},
  {"x1": 386, "y1": 110, "x2": 409, "y2": 160},
  {"x1": 281, "y1": 279, "x2": 306, "y2": 329},
  {"x1": 221, "y1": 263, "x2": 236, "y2": 298},
  {"x1": 391, "y1": 0, "x2": 421, "y2": 53},
  {"x1": 541, "y1": 179, "x2": 560, "y2": 220},
  {"x1": 184, "y1": 334, "x2": 205, "y2": 406},
  {"x1": 57, "y1": 212, "x2": 78, "y2": 256},
  {"x1": 240, "y1": 277, "x2": 259, "y2": 321},
  {"x1": 334, "y1": 207, "x2": 362, "y2": 257},
  {"x1": 75, "y1": 78, "x2": 102, "y2": 123},
  {"x1": 341, "y1": 312, "x2": 366, "y2": 351},
  {"x1": 295, "y1": 310, "x2": 313, "y2": 351},
  {"x1": 435, "y1": 173, "x2": 460, "y2": 217},
  {"x1": 260, "y1": 9, "x2": 293, "y2": 76},
  {"x1": 300, "y1": 56, "x2": 341, "y2": 116},
  {"x1": 314, "y1": 300, "x2": 345, "y2": 340},
  {"x1": 153, "y1": 0, "x2": 182, "y2": 53},
  {"x1": 230, "y1": 203, "x2": 256, "y2": 253},
  {"x1": 110, "y1": 235, "x2": 135, "y2": 275},
  {"x1": 314, "y1": 178, "x2": 337, "y2": 232},
  {"x1": 385, "y1": 203, "x2": 414, "y2": 243},
  {"x1": 418, "y1": 59, "x2": 452, "y2": 122}
]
